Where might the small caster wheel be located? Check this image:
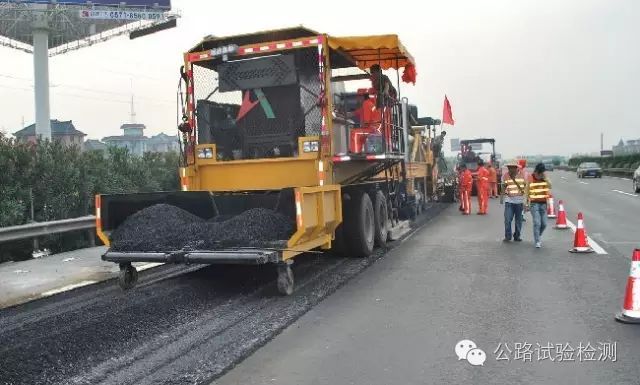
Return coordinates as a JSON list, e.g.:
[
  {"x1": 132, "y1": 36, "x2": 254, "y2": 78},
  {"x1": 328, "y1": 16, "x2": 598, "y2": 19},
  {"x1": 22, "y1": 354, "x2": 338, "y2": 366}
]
[
  {"x1": 276, "y1": 263, "x2": 294, "y2": 296},
  {"x1": 118, "y1": 263, "x2": 138, "y2": 290}
]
